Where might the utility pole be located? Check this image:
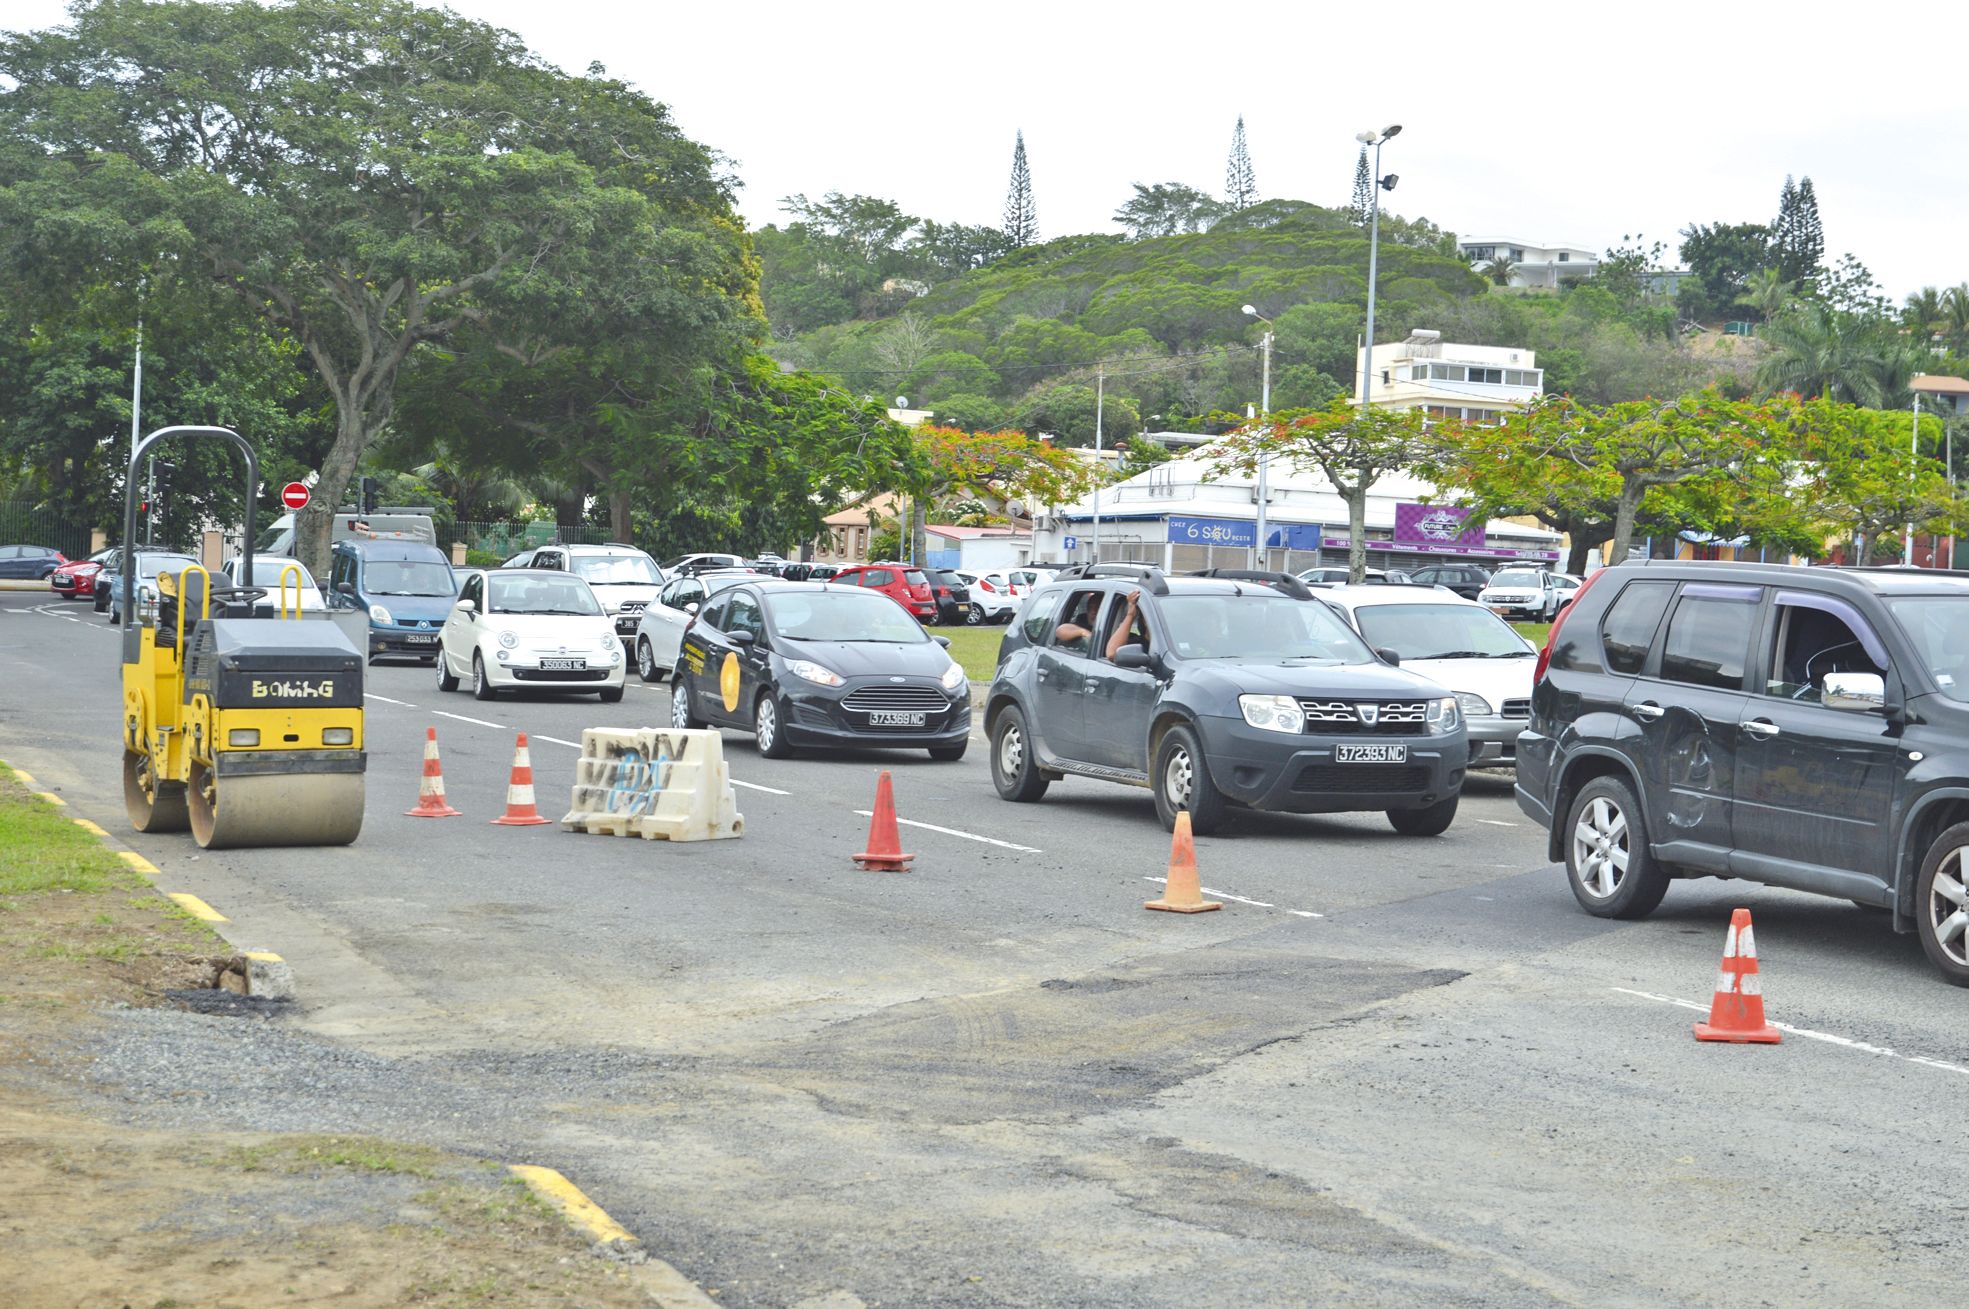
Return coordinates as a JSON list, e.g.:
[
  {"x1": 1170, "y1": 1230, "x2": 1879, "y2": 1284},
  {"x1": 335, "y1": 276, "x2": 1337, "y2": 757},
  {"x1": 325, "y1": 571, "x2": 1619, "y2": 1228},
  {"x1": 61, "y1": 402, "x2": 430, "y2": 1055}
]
[
  {"x1": 1354, "y1": 124, "x2": 1401, "y2": 584},
  {"x1": 132, "y1": 275, "x2": 148, "y2": 544},
  {"x1": 1091, "y1": 368, "x2": 1104, "y2": 563},
  {"x1": 1241, "y1": 305, "x2": 1275, "y2": 569},
  {"x1": 1906, "y1": 392, "x2": 1920, "y2": 567}
]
